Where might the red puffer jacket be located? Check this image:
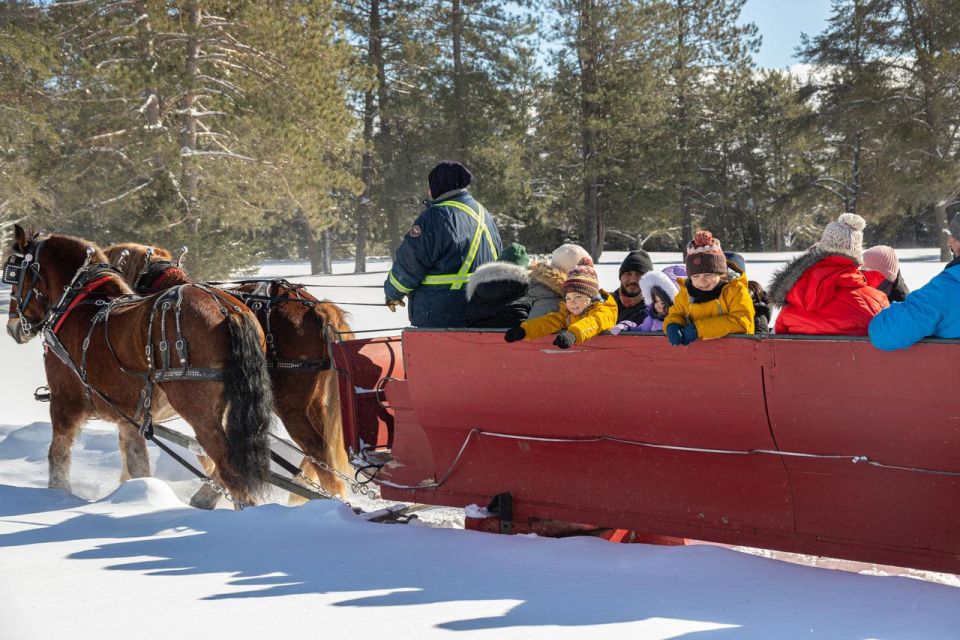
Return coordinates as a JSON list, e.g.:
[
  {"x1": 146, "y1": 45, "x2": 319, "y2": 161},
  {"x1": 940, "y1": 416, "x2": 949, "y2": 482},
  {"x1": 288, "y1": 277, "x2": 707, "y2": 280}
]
[{"x1": 769, "y1": 252, "x2": 889, "y2": 336}]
